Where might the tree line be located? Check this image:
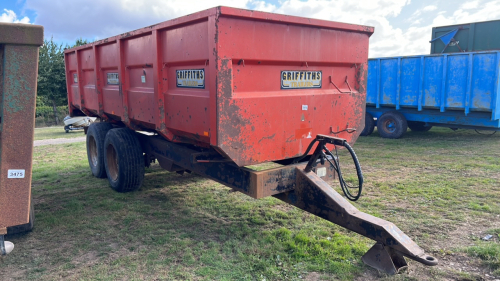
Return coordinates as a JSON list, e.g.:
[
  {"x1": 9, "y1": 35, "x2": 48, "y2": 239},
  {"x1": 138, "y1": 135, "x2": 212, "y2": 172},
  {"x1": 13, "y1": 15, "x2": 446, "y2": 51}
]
[{"x1": 37, "y1": 38, "x2": 88, "y2": 124}]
